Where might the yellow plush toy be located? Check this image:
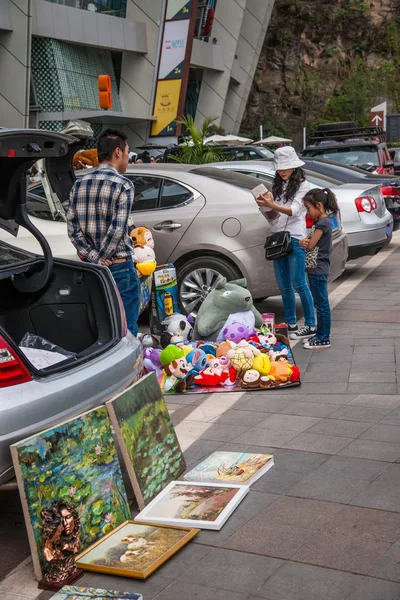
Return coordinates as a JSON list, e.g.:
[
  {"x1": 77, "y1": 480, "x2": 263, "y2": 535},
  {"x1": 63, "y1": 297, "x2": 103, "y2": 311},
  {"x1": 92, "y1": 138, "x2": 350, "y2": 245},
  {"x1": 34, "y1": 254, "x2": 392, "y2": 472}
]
[
  {"x1": 129, "y1": 226, "x2": 156, "y2": 277},
  {"x1": 252, "y1": 353, "x2": 271, "y2": 376}
]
